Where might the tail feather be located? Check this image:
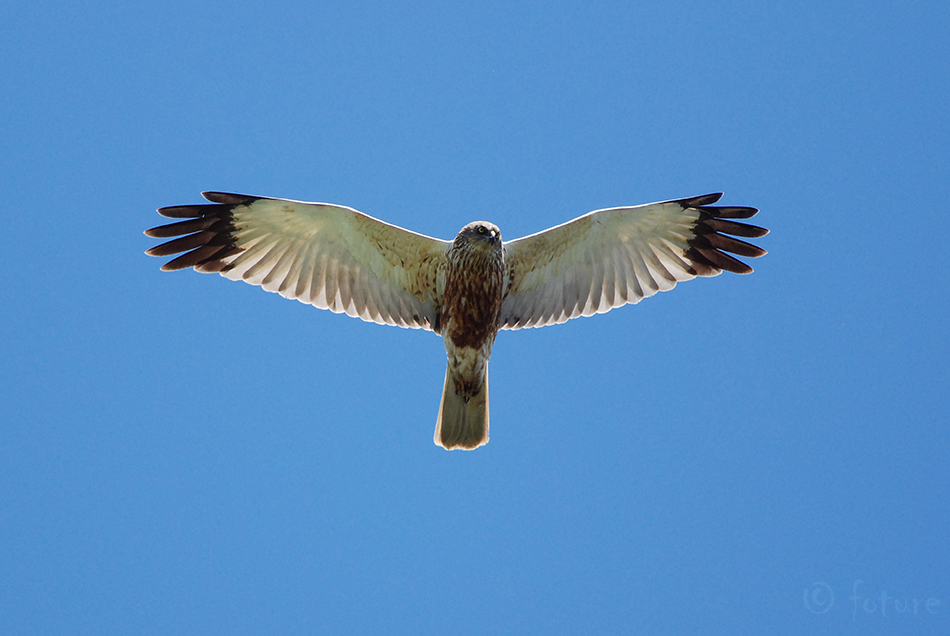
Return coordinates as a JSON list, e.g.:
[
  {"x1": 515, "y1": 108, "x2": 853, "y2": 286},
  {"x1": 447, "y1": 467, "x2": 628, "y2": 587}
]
[{"x1": 435, "y1": 366, "x2": 489, "y2": 450}]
